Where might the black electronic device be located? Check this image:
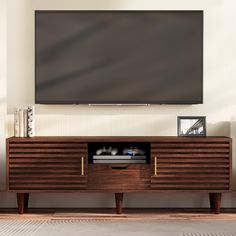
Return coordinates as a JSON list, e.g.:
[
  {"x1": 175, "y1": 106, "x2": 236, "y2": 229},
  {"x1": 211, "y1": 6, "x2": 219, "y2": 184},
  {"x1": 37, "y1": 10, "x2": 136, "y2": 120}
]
[{"x1": 35, "y1": 11, "x2": 203, "y2": 104}]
